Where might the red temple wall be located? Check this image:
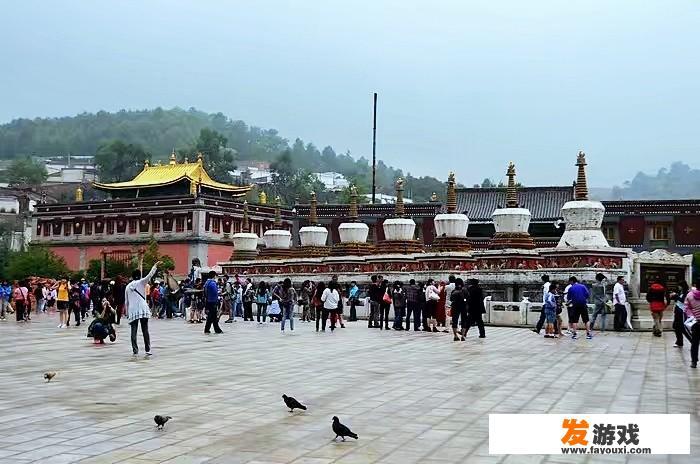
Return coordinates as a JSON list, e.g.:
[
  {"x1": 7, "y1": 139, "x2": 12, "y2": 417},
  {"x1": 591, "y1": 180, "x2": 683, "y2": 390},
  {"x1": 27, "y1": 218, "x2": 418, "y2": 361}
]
[
  {"x1": 207, "y1": 244, "x2": 232, "y2": 268},
  {"x1": 51, "y1": 247, "x2": 81, "y2": 271},
  {"x1": 157, "y1": 244, "x2": 192, "y2": 275}
]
